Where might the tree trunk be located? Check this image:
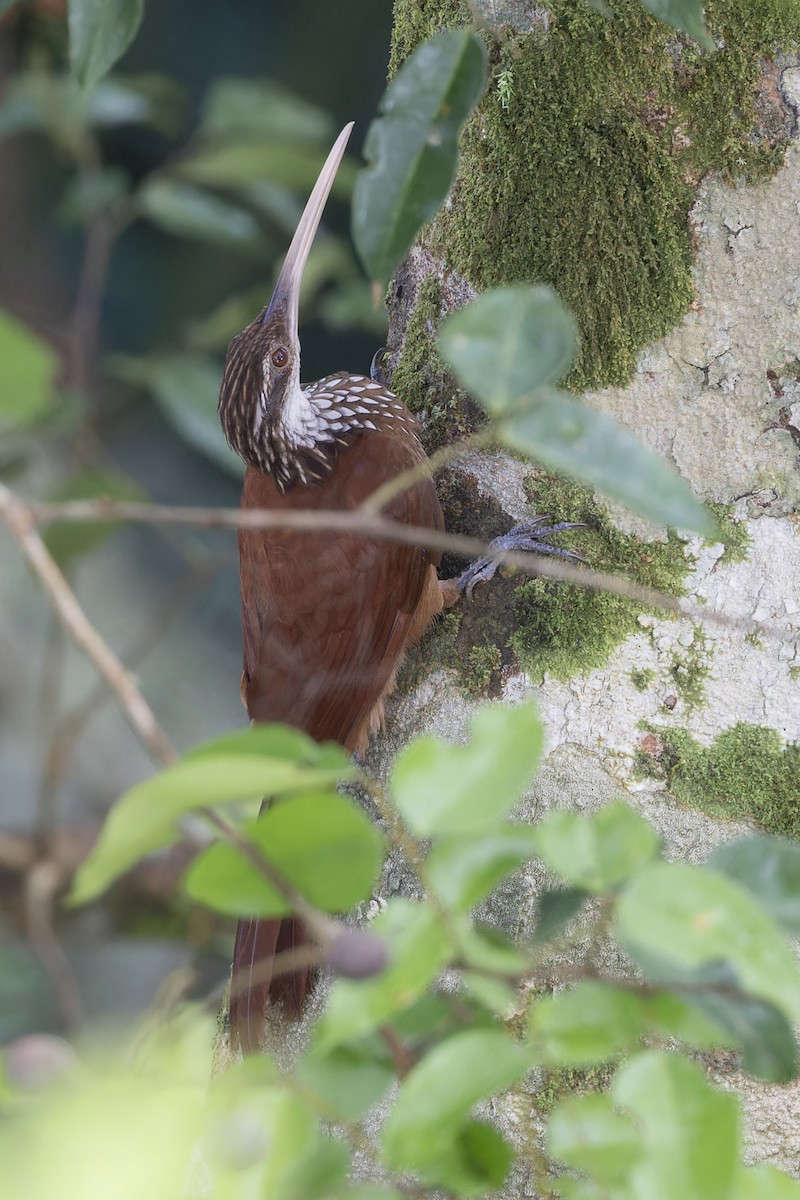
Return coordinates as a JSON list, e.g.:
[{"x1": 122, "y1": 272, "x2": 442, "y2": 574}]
[{"x1": 376, "y1": 0, "x2": 800, "y2": 1183}]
